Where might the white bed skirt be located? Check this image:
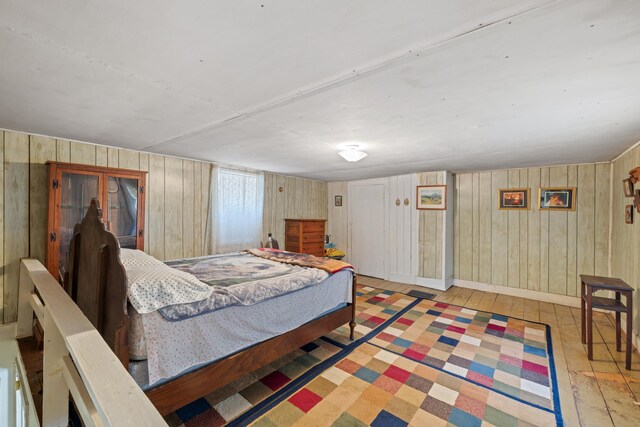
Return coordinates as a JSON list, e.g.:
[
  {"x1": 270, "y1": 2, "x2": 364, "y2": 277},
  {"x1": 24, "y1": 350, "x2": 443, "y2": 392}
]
[{"x1": 131, "y1": 270, "x2": 353, "y2": 387}]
